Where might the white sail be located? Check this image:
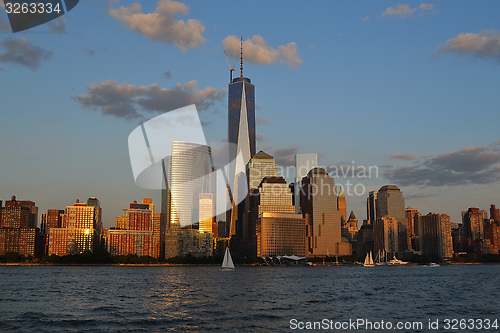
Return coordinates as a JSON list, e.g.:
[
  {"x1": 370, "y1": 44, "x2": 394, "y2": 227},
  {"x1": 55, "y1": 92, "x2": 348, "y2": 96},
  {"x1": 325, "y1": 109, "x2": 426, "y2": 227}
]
[
  {"x1": 364, "y1": 251, "x2": 374, "y2": 267},
  {"x1": 220, "y1": 247, "x2": 235, "y2": 271}
]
